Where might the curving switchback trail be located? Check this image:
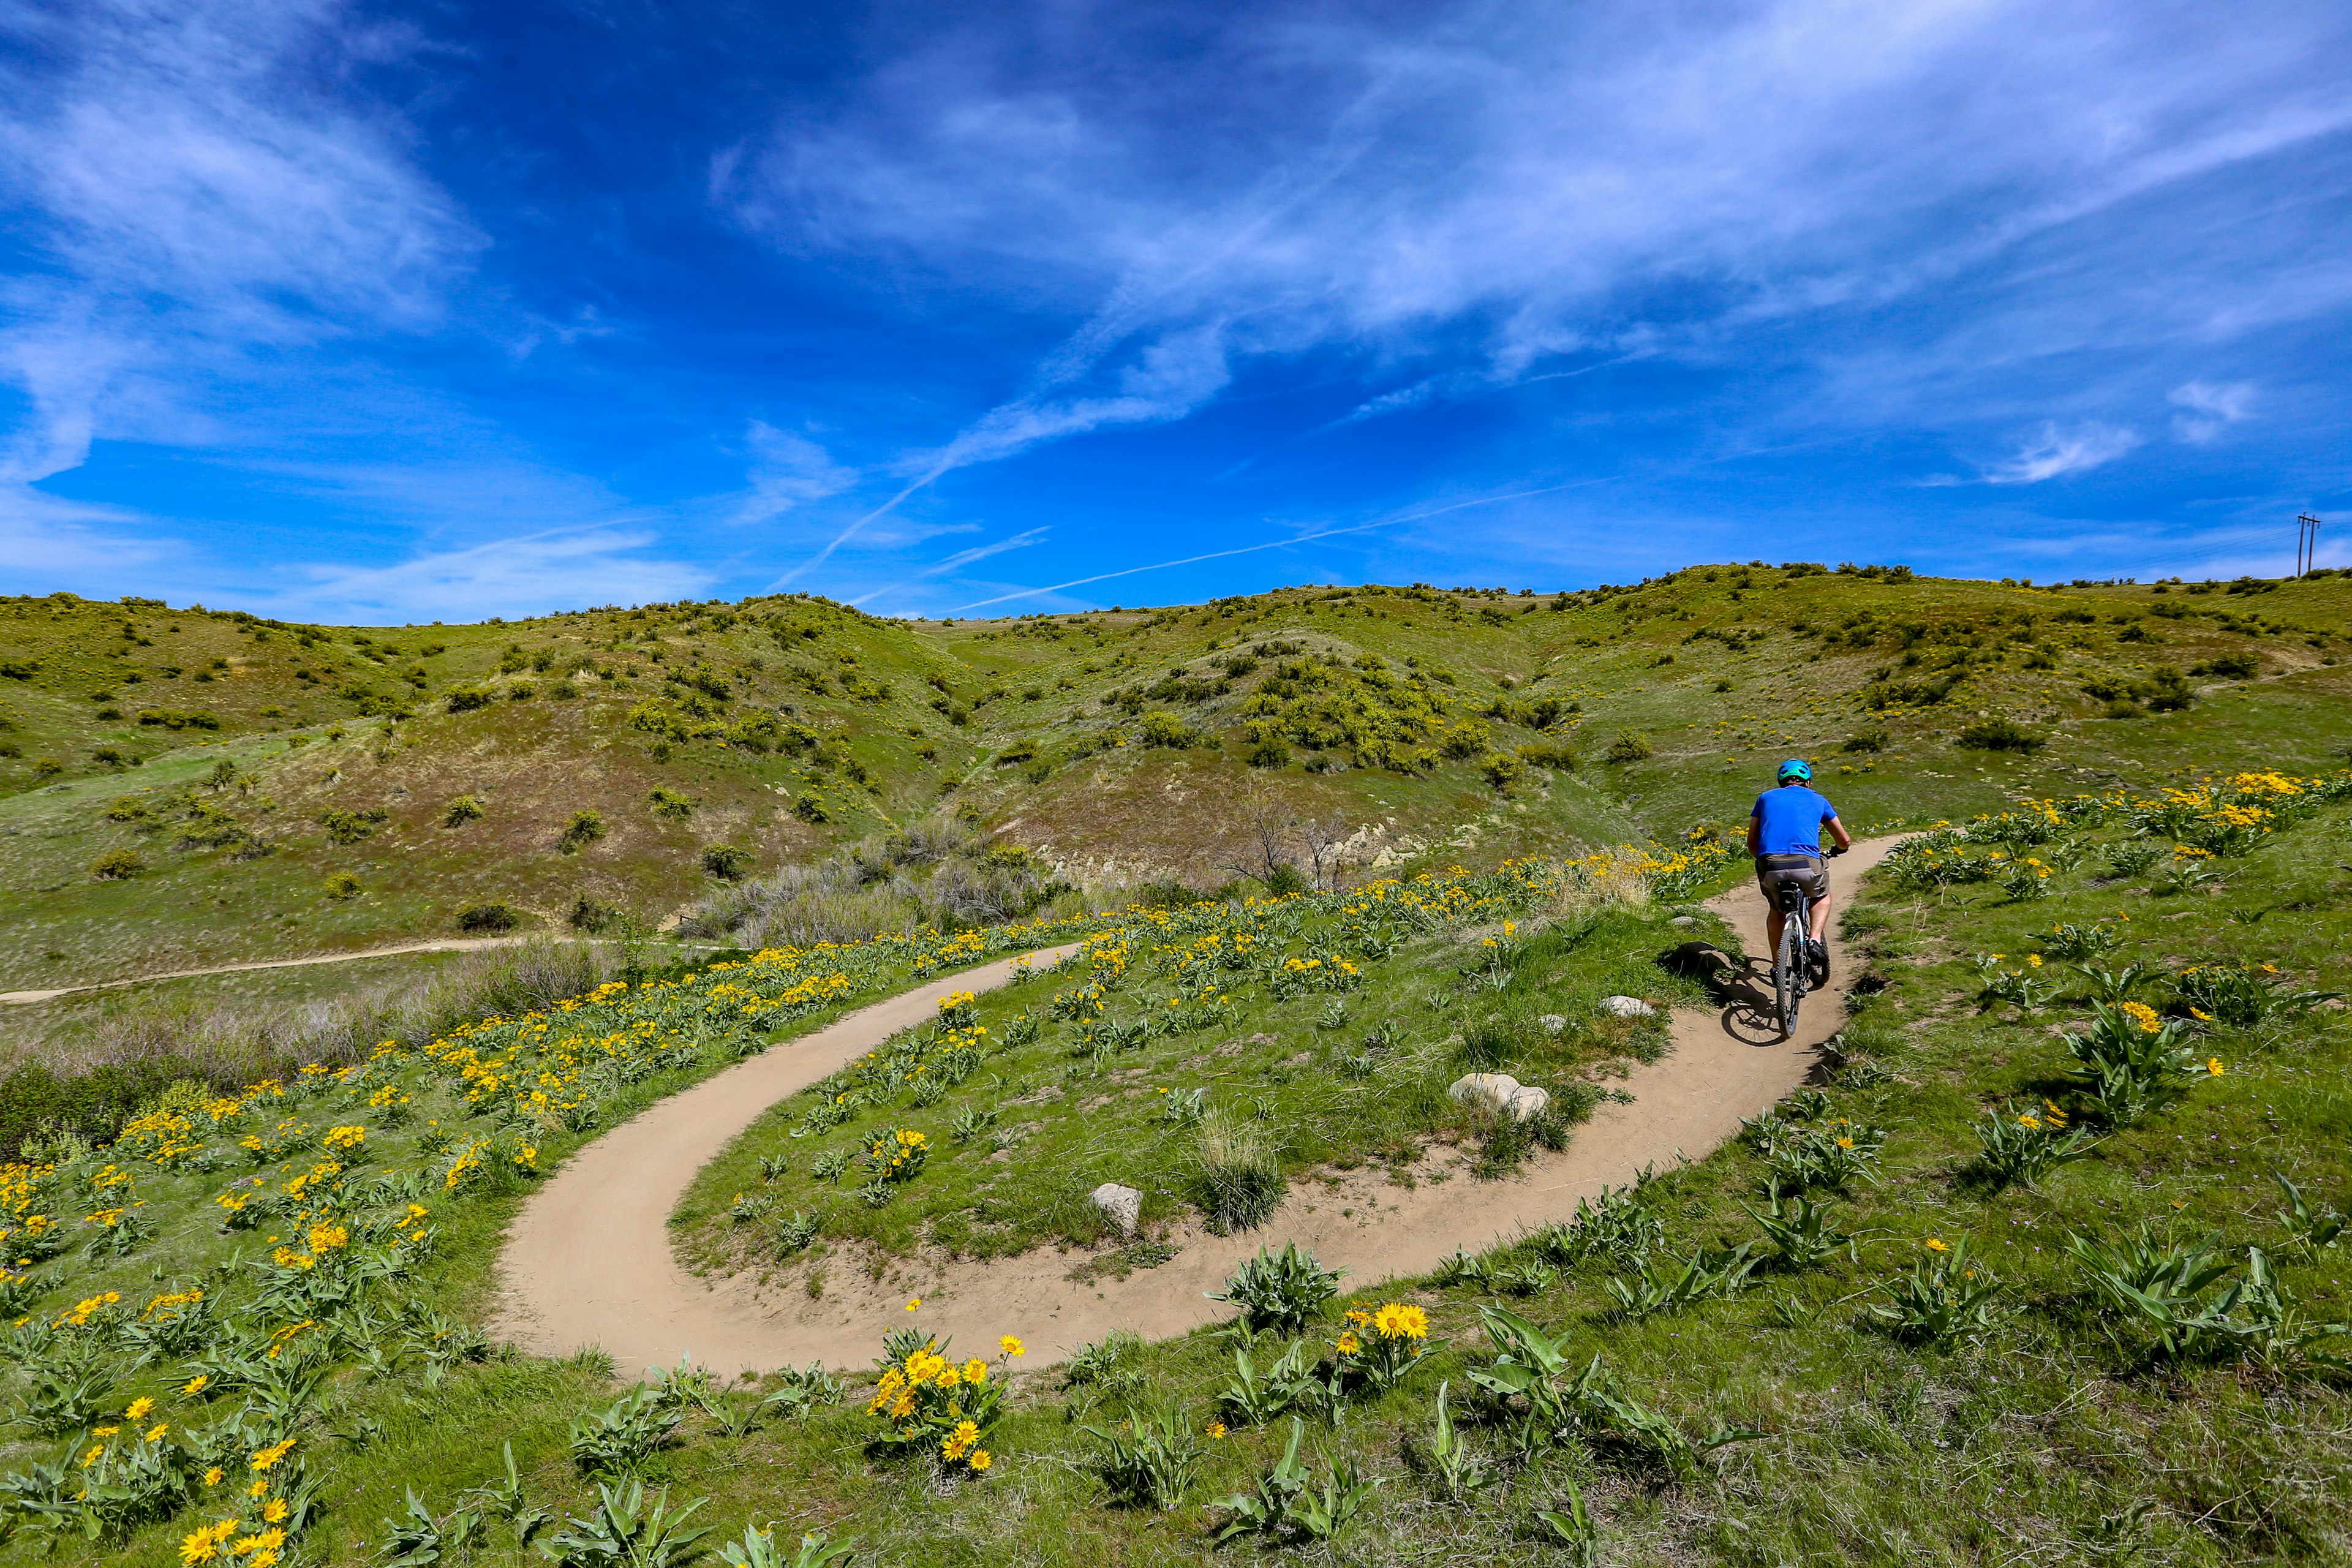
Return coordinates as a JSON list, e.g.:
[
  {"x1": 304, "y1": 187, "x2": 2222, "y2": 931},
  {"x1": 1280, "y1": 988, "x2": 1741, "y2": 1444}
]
[{"x1": 493, "y1": 838, "x2": 1902, "y2": 1377}]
